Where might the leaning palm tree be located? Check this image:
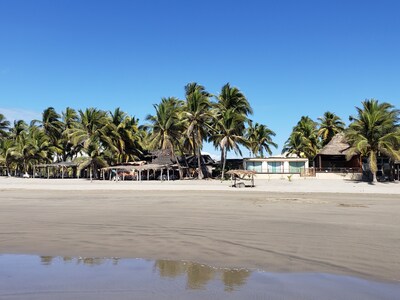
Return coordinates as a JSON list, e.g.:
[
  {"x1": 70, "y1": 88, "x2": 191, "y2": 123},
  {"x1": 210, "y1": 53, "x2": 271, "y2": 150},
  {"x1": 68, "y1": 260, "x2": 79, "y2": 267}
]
[
  {"x1": 345, "y1": 99, "x2": 400, "y2": 182},
  {"x1": 317, "y1": 111, "x2": 345, "y2": 146},
  {"x1": 246, "y1": 121, "x2": 277, "y2": 157},
  {"x1": 146, "y1": 97, "x2": 185, "y2": 178},
  {"x1": 183, "y1": 84, "x2": 213, "y2": 179}
]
